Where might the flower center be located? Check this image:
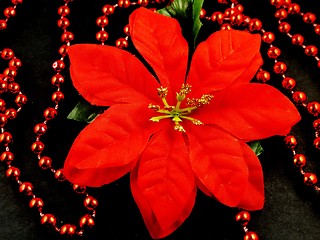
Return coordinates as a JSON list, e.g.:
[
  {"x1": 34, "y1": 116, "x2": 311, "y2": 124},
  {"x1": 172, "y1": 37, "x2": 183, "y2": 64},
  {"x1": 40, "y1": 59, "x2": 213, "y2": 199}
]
[{"x1": 148, "y1": 84, "x2": 213, "y2": 132}]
